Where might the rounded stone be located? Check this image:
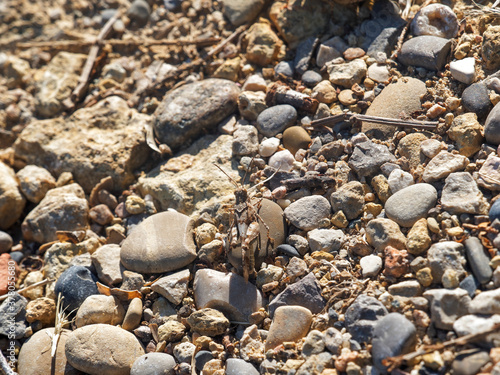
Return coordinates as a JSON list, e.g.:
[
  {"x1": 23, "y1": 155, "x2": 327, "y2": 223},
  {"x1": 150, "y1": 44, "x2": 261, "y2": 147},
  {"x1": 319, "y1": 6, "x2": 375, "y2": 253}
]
[
  {"x1": 187, "y1": 308, "x2": 230, "y2": 336},
  {"x1": 123, "y1": 297, "x2": 143, "y2": 331},
  {"x1": 66, "y1": 324, "x2": 145, "y2": 375},
  {"x1": 485, "y1": 102, "x2": 500, "y2": 145},
  {"x1": 265, "y1": 305, "x2": 312, "y2": 351},
  {"x1": 365, "y1": 218, "x2": 407, "y2": 252},
  {"x1": 489, "y1": 198, "x2": 500, "y2": 222},
  {"x1": 18, "y1": 328, "x2": 81, "y2": 375},
  {"x1": 274, "y1": 61, "x2": 294, "y2": 77},
  {"x1": 268, "y1": 149, "x2": 295, "y2": 172},
  {"x1": 131, "y1": 353, "x2": 176, "y2": 375},
  {"x1": 54, "y1": 265, "x2": 99, "y2": 313},
  {"x1": 462, "y1": 82, "x2": 491, "y2": 118},
  {"x1": 411, "y1": 3, "x2": 458, "y2": 39},
  {"x1": 282, "y1": 126, "x2": 311, "y2": 156},
  {"x1": 255, "y1": 104, "x2": 297, "y2": 137},
  {"x1": 75, "y1": 295, "x2": 125, "y2": 328},
  {"x1": 127, "y1": 0, "x2": 151, "y2": 26},
  {"x1": 226, "y1": 358, "x2": 259, "y2": 375},
  {"x1": 301, "y1": 70, "x2": 322, "y2": 87},
  {"x1": 385, "y1": 184, "x2": 438, "y2": 227},
  {"x1": 398, "y1": 36, "x2": 451, "y2": 71},
  {"x1": 16, "y1": 165, "x2": 56, "y2": 204},
  {"x1": 120, "y1": 211, "x2": 197, "y2": 274},
  {"x1": 0, "y1": 231, "x2": 13, "y2": 253},
  {"x1": 284, "y1": 195, "x2": 331, "y2": 231}
]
